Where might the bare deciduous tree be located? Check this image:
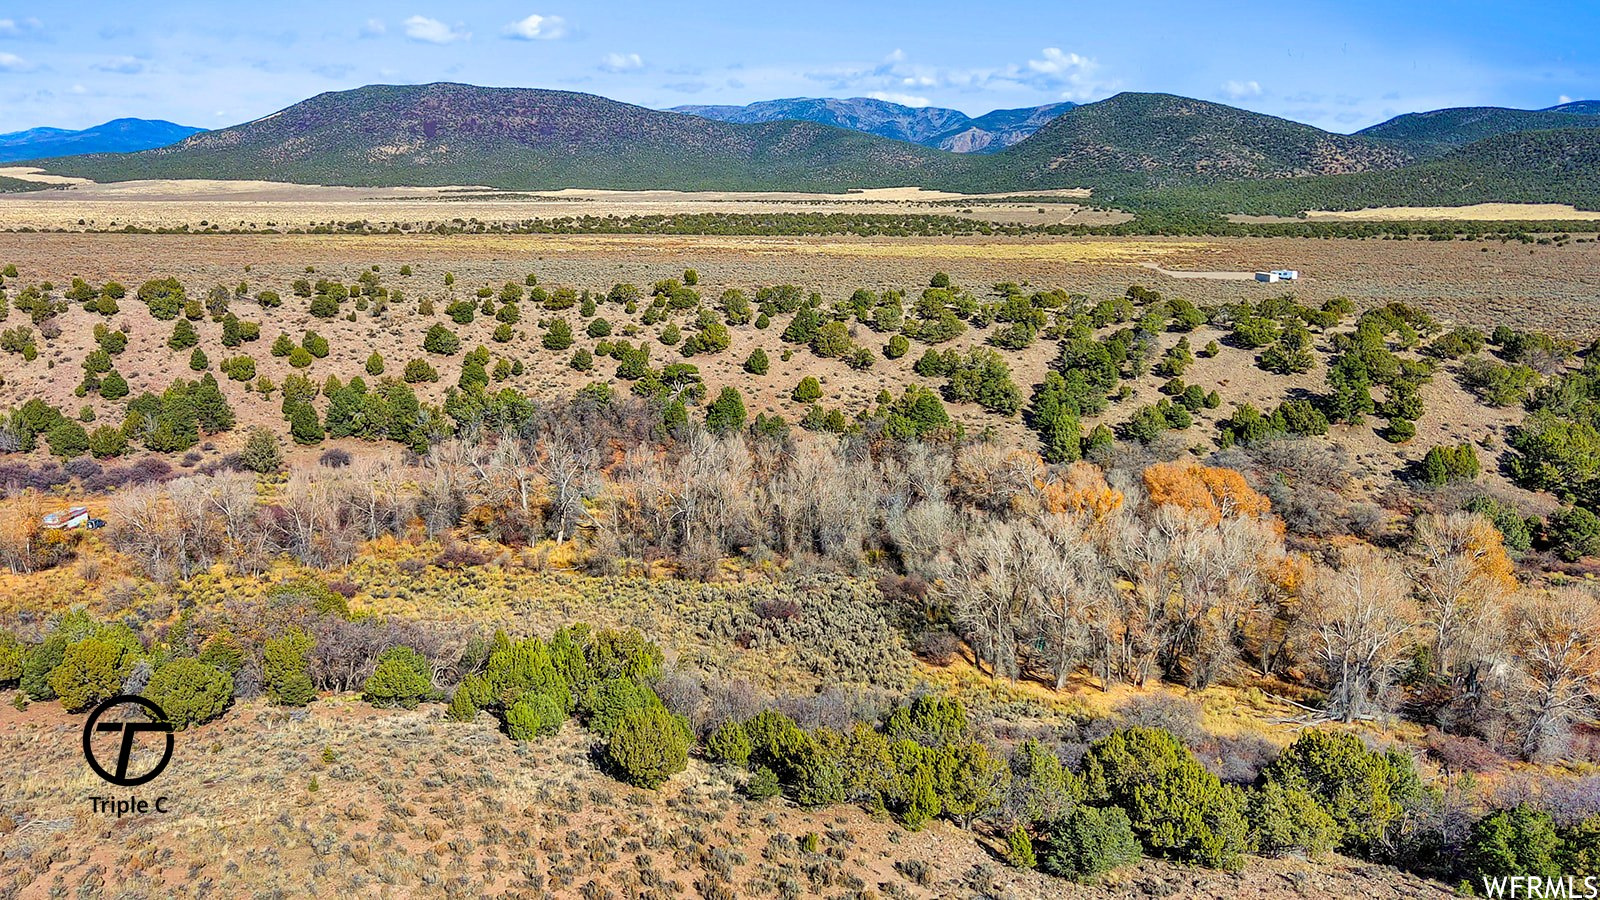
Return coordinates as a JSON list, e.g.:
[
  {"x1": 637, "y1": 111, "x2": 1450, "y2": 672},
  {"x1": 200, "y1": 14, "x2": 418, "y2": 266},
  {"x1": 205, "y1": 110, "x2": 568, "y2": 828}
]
[
  {"x1": 1510, "y1": 586, "x2": 1600, "y2": 761},
  {"x1": 1299, "y1": 546, "x2": 1417, "y2": 722}
]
